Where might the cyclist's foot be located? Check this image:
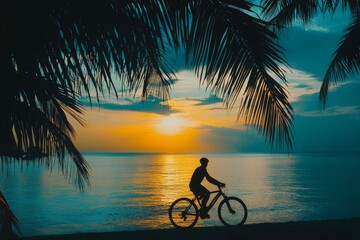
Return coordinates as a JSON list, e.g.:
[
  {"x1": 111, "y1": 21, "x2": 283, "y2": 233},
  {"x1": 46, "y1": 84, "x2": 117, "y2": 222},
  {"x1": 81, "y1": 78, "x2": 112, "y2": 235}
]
[
  {"x1": 199, "y1": 208, "x2": 210, "y2": 219},
  {"x1": 200, "y1": 212, "x2": 210, "y2": 219}
]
